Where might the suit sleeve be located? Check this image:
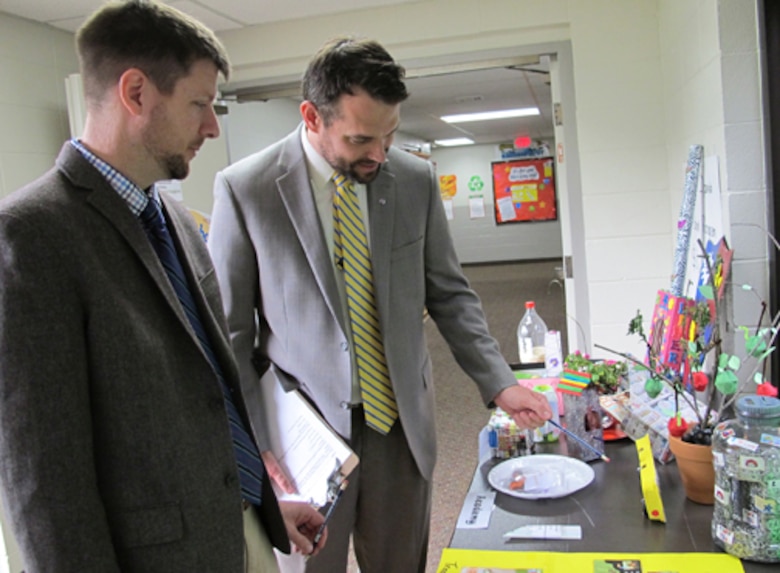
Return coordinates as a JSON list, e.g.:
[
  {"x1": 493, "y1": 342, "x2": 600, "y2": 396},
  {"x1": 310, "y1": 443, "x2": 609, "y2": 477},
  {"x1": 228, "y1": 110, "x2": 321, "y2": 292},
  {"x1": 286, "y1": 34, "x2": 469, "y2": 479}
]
[
  {"x1": 0, "y1": 212, "x2": 121, "y2": 572},
  {"x1": 208, "y1": 171, "x2": 273, "y2": 451},
  {"x1": 420, "y1": 161, "x2": 517, "y2": 406}
]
